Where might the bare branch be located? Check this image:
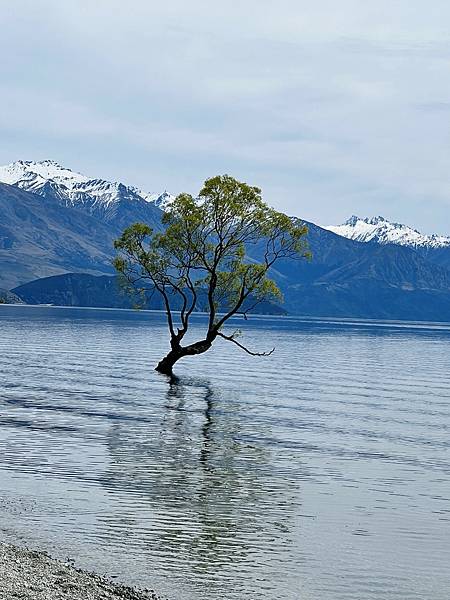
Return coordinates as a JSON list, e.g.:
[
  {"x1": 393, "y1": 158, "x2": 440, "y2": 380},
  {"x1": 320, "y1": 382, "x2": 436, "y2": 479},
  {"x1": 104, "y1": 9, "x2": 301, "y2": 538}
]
[{"x1": 217, "y1": 331, "x2": 274, "y2": 356}]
